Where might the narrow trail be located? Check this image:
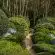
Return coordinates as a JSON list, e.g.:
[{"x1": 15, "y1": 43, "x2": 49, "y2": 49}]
[{"x1": 24, "y1": 32, "x2": 36, "y2": 55}]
